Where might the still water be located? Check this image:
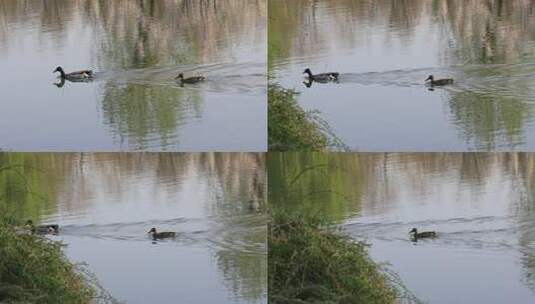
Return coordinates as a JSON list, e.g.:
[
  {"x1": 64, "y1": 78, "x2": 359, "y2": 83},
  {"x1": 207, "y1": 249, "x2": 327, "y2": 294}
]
[
  {"x1": 0, "y1": 153, "x2": 267, "y2": 304},
  {"x1": 0, "y1": 0, "x2": 266, "y2": 151},
  {"x1": 269, "y1": 152, "x2": 535, "y2": 303},
  {"x1": 269, "y1": 0, "x2": 535, "y2": 151}
]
